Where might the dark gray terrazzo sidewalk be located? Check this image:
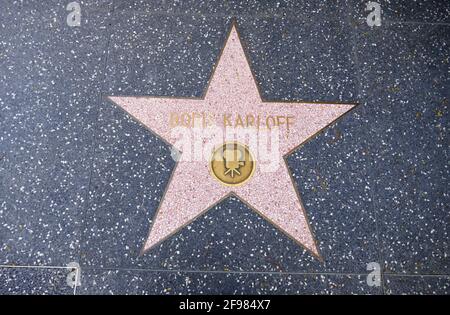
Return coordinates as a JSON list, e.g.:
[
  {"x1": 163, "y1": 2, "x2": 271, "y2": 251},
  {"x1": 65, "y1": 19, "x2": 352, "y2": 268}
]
[{"x1": 0, "y1": 0, "x2": 448, "y2": 294}]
